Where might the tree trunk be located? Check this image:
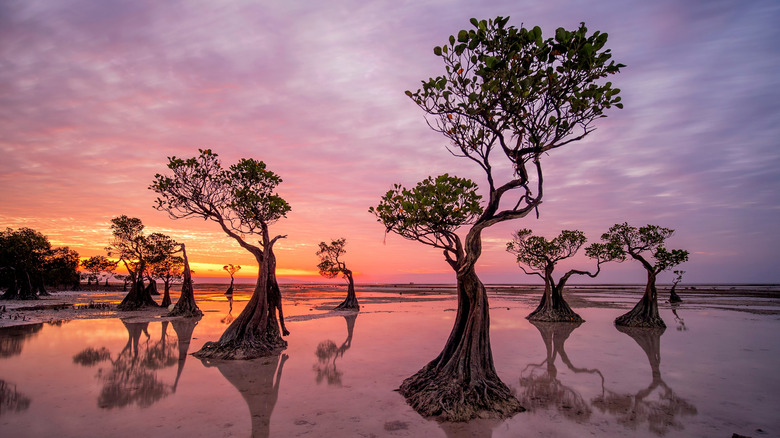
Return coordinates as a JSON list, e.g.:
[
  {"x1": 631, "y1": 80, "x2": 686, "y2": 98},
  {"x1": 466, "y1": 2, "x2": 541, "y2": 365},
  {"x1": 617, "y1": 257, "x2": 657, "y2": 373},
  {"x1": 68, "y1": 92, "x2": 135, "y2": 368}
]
[
  {"x1": 1, "y1": 271, "x2": 39, "y2": 301},
  {"x1": 117, "y1": 269, "x2": 159, "y2": 311},
  {"x1": 615, "y1": 271, "x2": 665, "y2": 328},
  {"x1": 334, "y1": 271, "x2": 359, "y2": 310},
  {"x1": 669, "y1": 282, "x2": 682, "y2": 303},
  {"x1": 193, "y1": 240, "x2": 286, "y2": 359},
  {"x1": 168, "y1": 245, "x2": 202, "y2": 318},
  {"x1": 398, "y1": 229, "x2": 523, "y2": 421},
  {"x1": 161, "y1": 280, "x2": 172, "y2": 308},
  {"x1": 527, "y1": 271, "x2": 583, "y2": 322}
]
